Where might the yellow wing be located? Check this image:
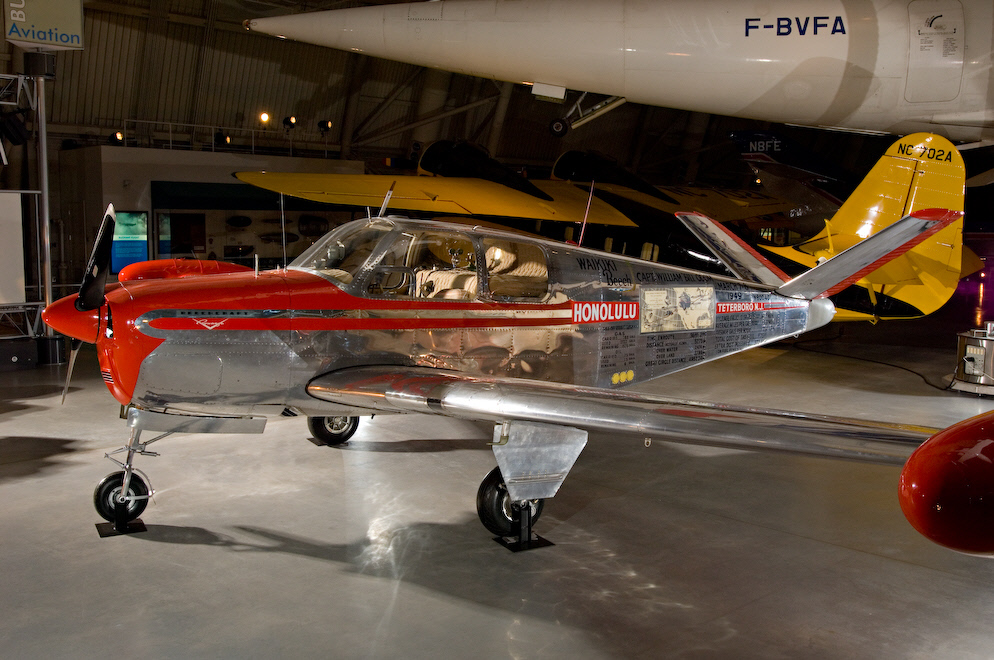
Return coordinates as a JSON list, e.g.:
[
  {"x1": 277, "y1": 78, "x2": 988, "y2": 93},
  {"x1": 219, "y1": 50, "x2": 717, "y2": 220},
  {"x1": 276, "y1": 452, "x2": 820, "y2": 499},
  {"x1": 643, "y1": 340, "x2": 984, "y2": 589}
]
[{"x1": 233, "y1": 172, "x2": 794, "y2": 228}]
